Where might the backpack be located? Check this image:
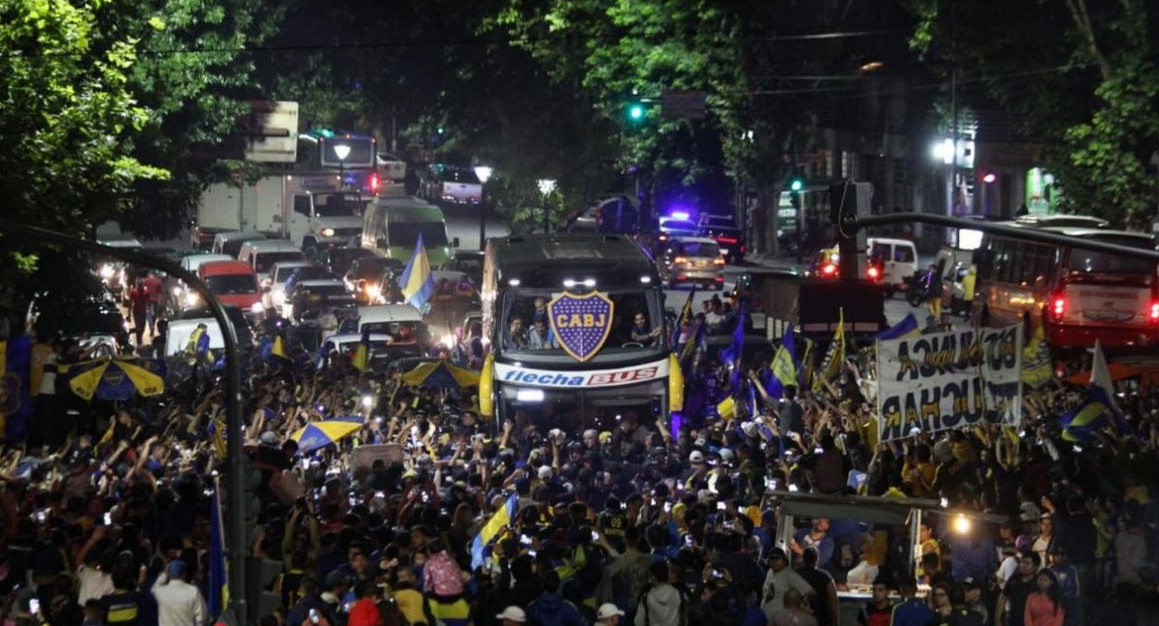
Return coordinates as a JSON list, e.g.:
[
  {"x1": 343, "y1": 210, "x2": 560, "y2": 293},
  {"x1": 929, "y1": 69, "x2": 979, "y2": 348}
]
[{"x1": 424, "y1": 550, "x2": 464, "y2": 598}]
